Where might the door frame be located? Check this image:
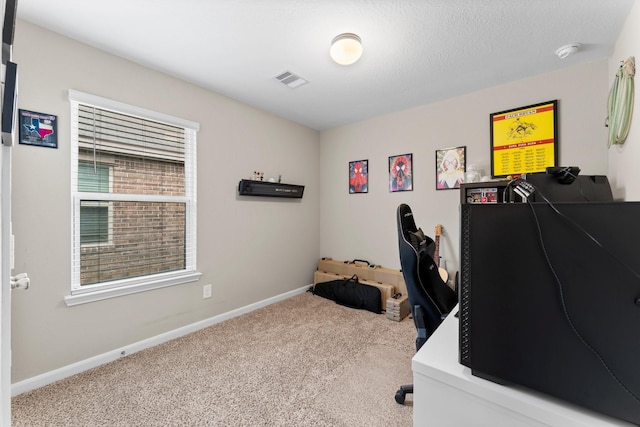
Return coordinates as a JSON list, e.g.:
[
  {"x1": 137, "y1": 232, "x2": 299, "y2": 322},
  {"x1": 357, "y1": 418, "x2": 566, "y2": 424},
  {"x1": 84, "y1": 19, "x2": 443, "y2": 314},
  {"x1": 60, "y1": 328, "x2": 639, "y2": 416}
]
[{"x1": 1, "y1": 136, "x2": 12, "y2": 425}]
